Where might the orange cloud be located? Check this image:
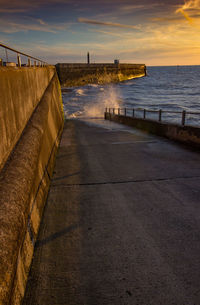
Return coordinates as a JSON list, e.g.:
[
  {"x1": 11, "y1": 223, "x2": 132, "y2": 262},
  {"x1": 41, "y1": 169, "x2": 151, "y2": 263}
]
[
  {"x1": 176, "y1": 0, "x2": 200, "y2": 26},
  {"x1": 181, "y1": 0, "x2": 200, "y2": 10},
  {"x1": 176, "y1": 8, "x2": 194, "y2": 24}
]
